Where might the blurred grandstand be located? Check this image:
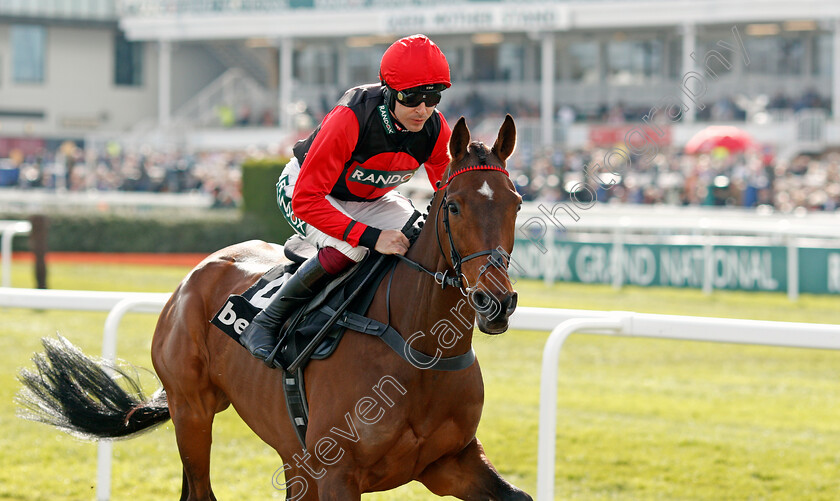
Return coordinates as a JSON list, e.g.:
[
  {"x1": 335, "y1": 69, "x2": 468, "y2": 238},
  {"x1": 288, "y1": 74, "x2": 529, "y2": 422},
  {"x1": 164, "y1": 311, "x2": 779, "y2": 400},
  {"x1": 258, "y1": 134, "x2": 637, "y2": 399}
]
[{"x1": 1, "y1": 0, "x2": 839, "y2": 212}]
